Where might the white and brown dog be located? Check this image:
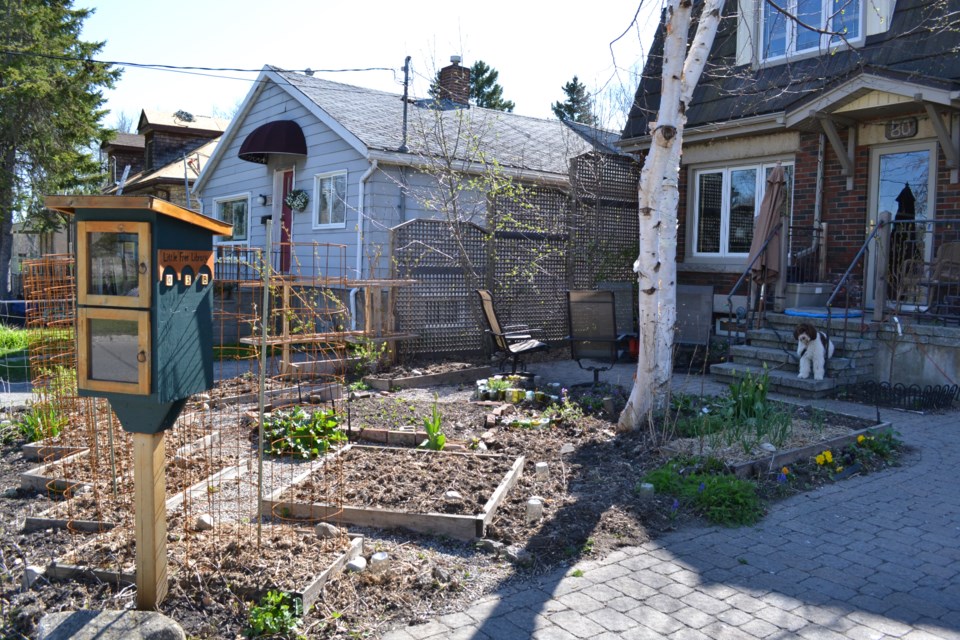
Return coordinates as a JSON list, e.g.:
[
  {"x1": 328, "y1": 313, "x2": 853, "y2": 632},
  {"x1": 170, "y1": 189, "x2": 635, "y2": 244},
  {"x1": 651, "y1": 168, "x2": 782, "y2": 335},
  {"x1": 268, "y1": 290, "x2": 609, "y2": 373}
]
[{"x1": 794, "y1": 323, "x2": 835, "y2": 381}]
